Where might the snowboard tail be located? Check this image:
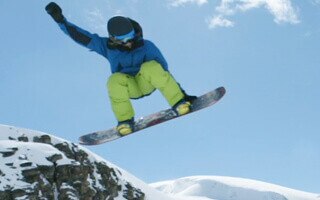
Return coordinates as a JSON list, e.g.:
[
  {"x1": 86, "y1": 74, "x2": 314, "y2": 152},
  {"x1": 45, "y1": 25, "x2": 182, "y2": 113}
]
[{"x1": 79, "y1": 86, "x2": 226, "y2": 145}]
